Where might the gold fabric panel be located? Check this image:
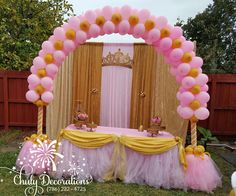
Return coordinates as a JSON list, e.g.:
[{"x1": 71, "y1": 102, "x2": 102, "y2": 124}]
[
  {"x1": 72, "y1": 43, "x2": 103, "y2": 124},
  {"x1": 151, "y1": 48, "x2": 188, "y2": 142},
  {"x1": 130, "y1": 44, "x2": 156, "y2": 129},
  {"x1": 130, "y1": 44, "x2": 188, "y2": 141},
  {"x1": 46, "y1": 53, "x2": 74, "y2": 139}
]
